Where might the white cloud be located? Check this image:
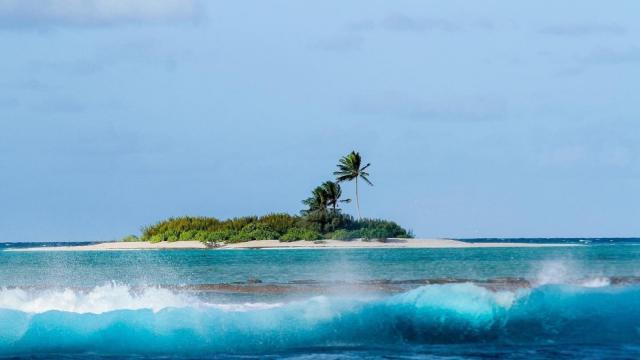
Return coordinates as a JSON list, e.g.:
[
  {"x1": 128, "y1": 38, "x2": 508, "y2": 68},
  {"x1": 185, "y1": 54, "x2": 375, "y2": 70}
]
[
  {"x1": 540, "y1": 23, "x2": 626, "y2": 37},
  {"x1": 347, "y1": 14, "x2": 494, "y2": 34},
  {"x1": 0, "y1": 0, "x2": 200, "y2": 28}
]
